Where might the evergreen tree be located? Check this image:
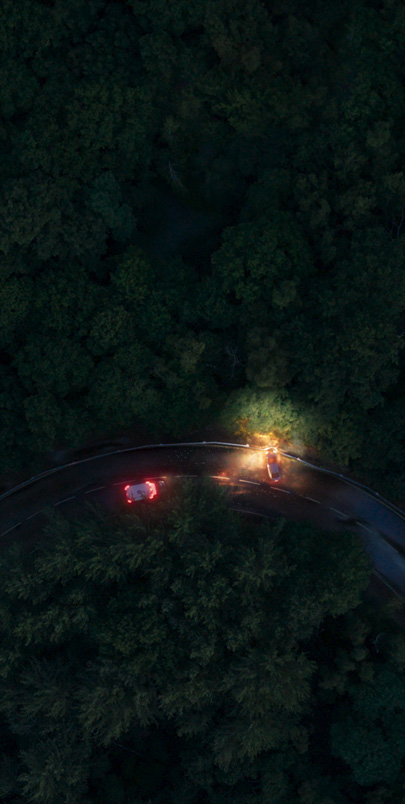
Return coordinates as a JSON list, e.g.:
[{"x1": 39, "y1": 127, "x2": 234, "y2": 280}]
[{"x1": 0, "y1": 479, "x2": 376, "y2": 803}]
